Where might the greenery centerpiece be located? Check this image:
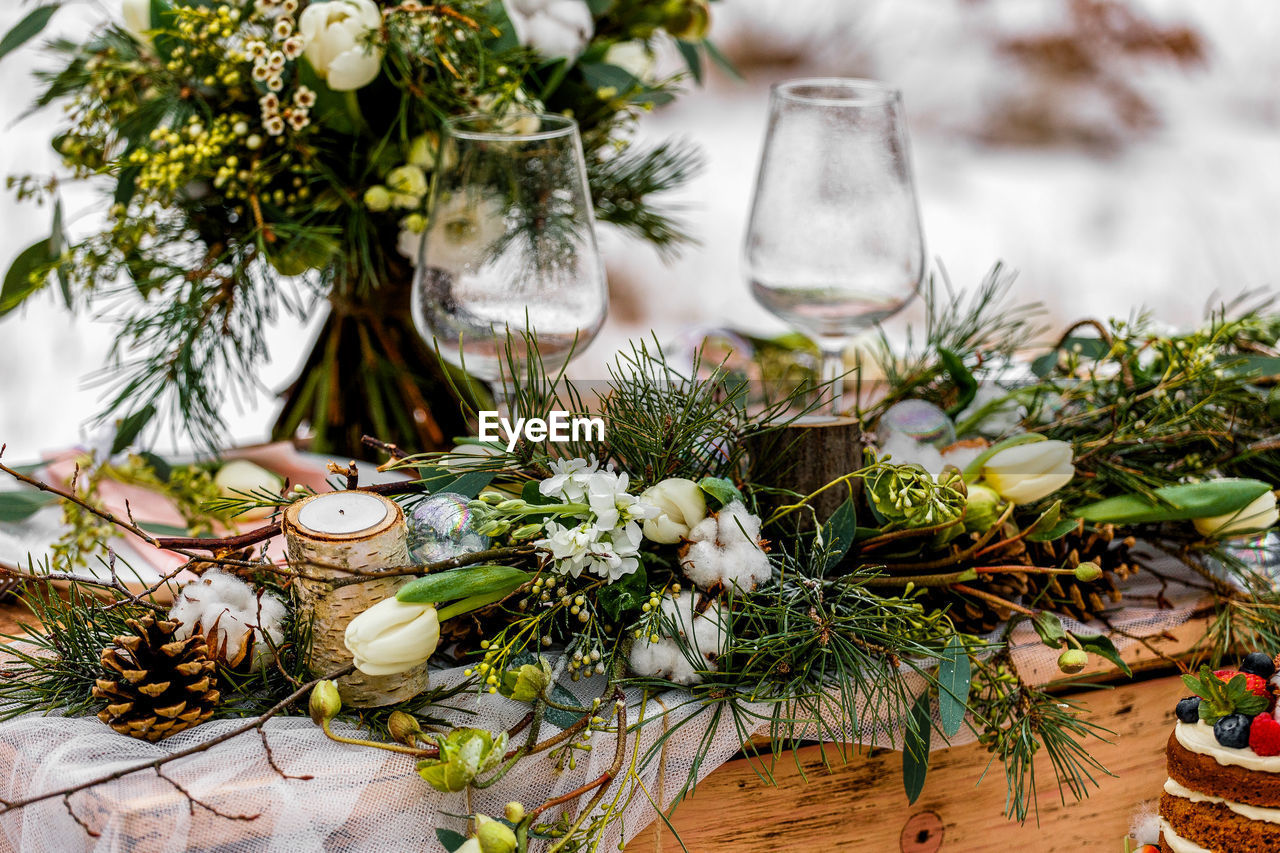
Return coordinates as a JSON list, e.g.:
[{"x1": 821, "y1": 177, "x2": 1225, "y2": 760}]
[
  {"x1": 0, "y1": 273, "x2": 1276, "y2": 850},
  {"x1": 0, "y1": 0, "x2": 715, "y2": 455}
]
